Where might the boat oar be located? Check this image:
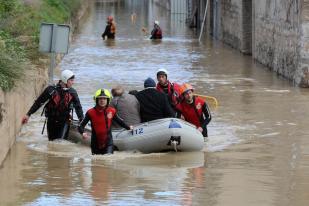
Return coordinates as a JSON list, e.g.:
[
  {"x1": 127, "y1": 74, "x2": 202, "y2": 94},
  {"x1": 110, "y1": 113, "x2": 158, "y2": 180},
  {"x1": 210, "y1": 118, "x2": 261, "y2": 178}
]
[{"x1": 194, "y1": 94, "x2": 218, "y2": 108}]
